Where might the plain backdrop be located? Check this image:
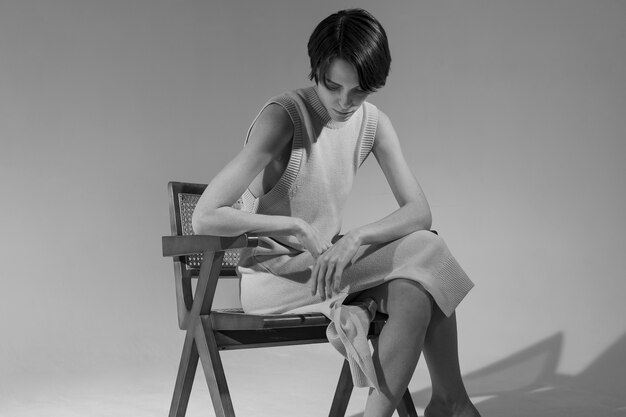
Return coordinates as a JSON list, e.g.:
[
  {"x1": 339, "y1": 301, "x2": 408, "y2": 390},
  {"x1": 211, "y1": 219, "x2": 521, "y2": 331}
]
[{"x1": 1, "y1": 0, "x2": 625, "y2": 416}]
